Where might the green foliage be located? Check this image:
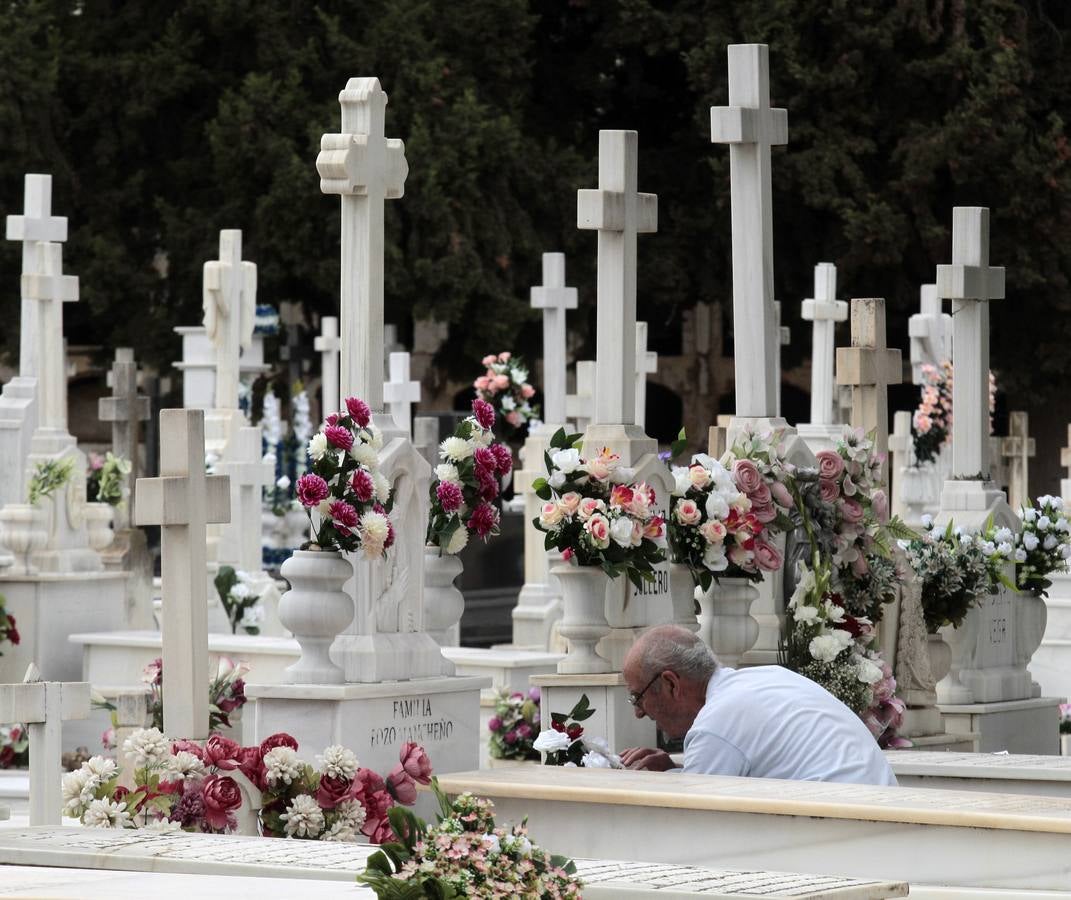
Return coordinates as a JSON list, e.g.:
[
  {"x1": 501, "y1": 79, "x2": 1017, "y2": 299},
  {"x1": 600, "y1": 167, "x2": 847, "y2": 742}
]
[
  {"x1": 27, "y1": 457, "x2": 73, "y2": 506},
  {"x1": 213, "y1": 565, "x2": 261, "y2": 635},
  {"x1": 88, "y1": 452, "x2": 132, "y2": 507}
]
